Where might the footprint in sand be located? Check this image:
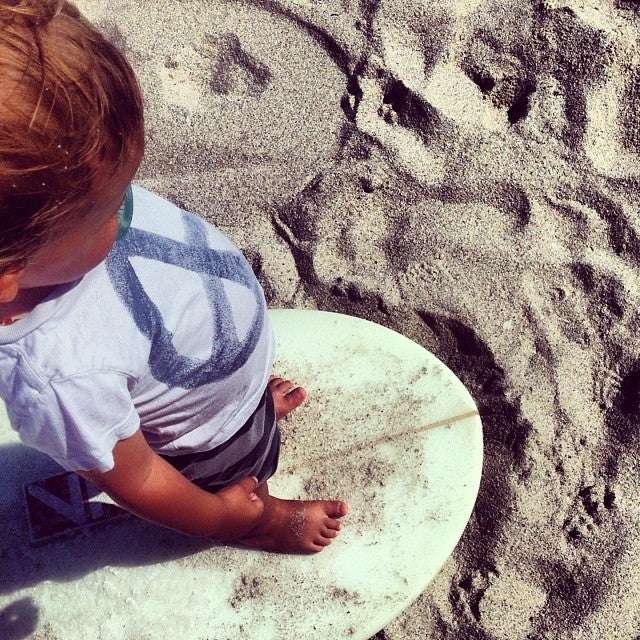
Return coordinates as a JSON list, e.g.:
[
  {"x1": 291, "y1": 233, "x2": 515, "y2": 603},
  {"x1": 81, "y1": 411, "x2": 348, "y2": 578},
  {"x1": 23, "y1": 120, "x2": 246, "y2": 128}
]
[
  {"x1": 206, "y1": 33, "x2": 272, "y2": 98},
  {"x1": 563, "y1": 482, "x2": 616, "y2": 544},
  {"x1": 77, "y1": 0, "x2": 346, "y2": 218}
]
